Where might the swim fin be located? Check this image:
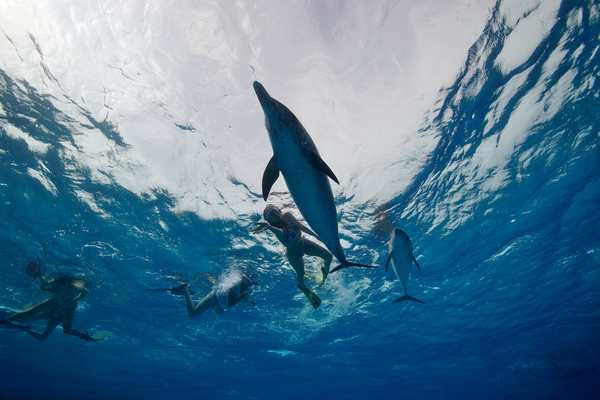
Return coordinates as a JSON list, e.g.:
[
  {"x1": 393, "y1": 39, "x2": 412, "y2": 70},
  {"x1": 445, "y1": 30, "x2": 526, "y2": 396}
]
[
  {"x1": 330, "y1": 261, "x2": 379, "y2": 274},
  {"x1": 89, "y1": 330, "x2": 112, "y2": 341},
  {"x1": 298, "y1": 285, "x2": 321, "y2": 309},
  {"x1": 146, "y1": 283, "x2": 192, "y2": 296},
  {"x1": 393, "y1": 294, "x2": 424, "y2": 304}
]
